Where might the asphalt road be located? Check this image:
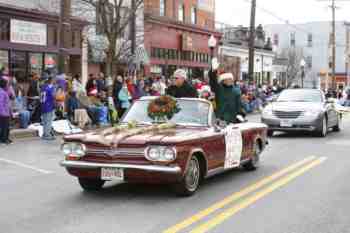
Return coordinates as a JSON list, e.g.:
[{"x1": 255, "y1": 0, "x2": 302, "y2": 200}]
[{"x1": 1, "y1": 114, "x2": 350, "y2": 233}]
